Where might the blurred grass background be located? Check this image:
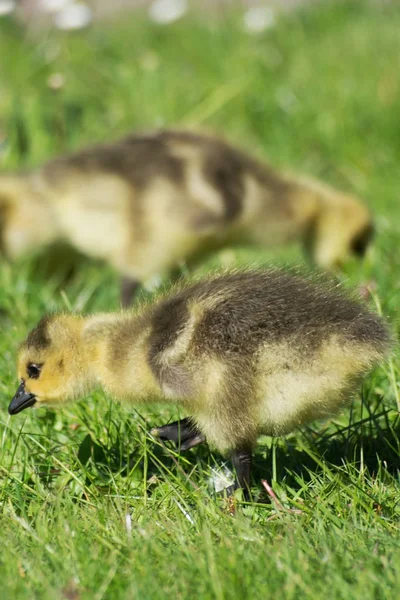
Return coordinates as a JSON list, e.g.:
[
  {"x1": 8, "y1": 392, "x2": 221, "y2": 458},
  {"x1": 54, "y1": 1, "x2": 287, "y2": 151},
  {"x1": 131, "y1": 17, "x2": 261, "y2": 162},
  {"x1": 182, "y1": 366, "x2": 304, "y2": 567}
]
[{"x1": 1, "y1": 1, "x2": 400, "y2": 598}]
